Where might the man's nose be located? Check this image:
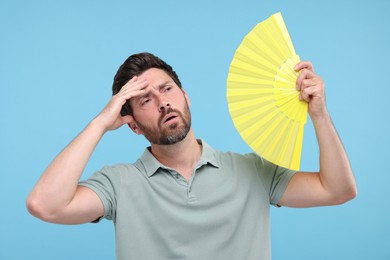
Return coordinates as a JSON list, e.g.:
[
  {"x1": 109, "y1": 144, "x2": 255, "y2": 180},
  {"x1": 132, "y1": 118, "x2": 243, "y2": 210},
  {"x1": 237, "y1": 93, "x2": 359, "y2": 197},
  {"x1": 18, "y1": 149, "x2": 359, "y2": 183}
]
[{"x1": 158, "y1": 99, "x2": 170, "y2": 112}]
